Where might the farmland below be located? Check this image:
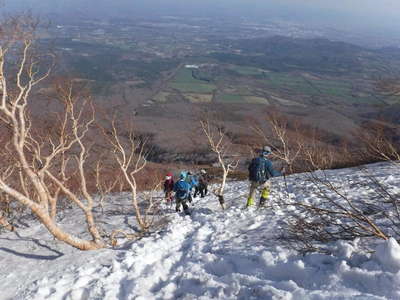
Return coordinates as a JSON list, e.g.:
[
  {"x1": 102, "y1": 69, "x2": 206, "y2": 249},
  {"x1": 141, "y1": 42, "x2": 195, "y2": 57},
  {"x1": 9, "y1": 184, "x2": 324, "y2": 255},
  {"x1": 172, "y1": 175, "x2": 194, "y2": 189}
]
[{"x1": 39, "y1": 17, "x2": 400, "y2": 163}]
